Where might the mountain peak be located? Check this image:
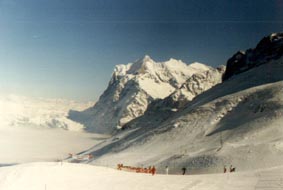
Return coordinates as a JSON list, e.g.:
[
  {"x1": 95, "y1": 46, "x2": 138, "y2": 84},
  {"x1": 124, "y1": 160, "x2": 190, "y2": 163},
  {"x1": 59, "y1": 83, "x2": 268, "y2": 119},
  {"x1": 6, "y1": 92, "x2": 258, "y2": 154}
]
[
  {"x1": 189, "y1": 62, "x2": 211, "y2": 71},
  {"x1": 127, "y1": 55, "x2": 155, "y2": 75},
  {"x1": 142, "y1": 55, "x2": 152, "y2": 62},
  {"x1": 136, "y1": 55, "x2": 154, "y2": 66}
]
